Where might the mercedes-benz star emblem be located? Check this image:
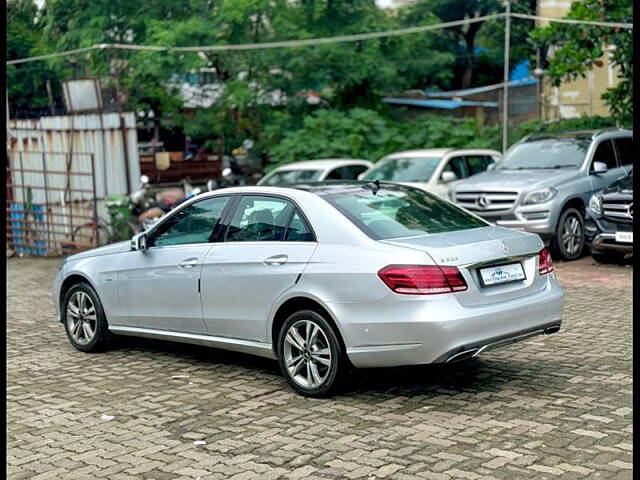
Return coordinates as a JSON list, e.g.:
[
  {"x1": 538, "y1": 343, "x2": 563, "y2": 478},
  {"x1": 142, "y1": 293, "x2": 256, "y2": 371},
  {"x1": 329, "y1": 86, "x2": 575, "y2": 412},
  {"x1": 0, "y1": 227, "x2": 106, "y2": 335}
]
[
  {"x1": 498, "y1": 240, "x2": 508, "y2": 254},
  {"x1": 627, "y1": 202, "x2": 633, "y2": 219},
  {"x1": 477, "y1": 194, "x2": 490, "y2": 209}
]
